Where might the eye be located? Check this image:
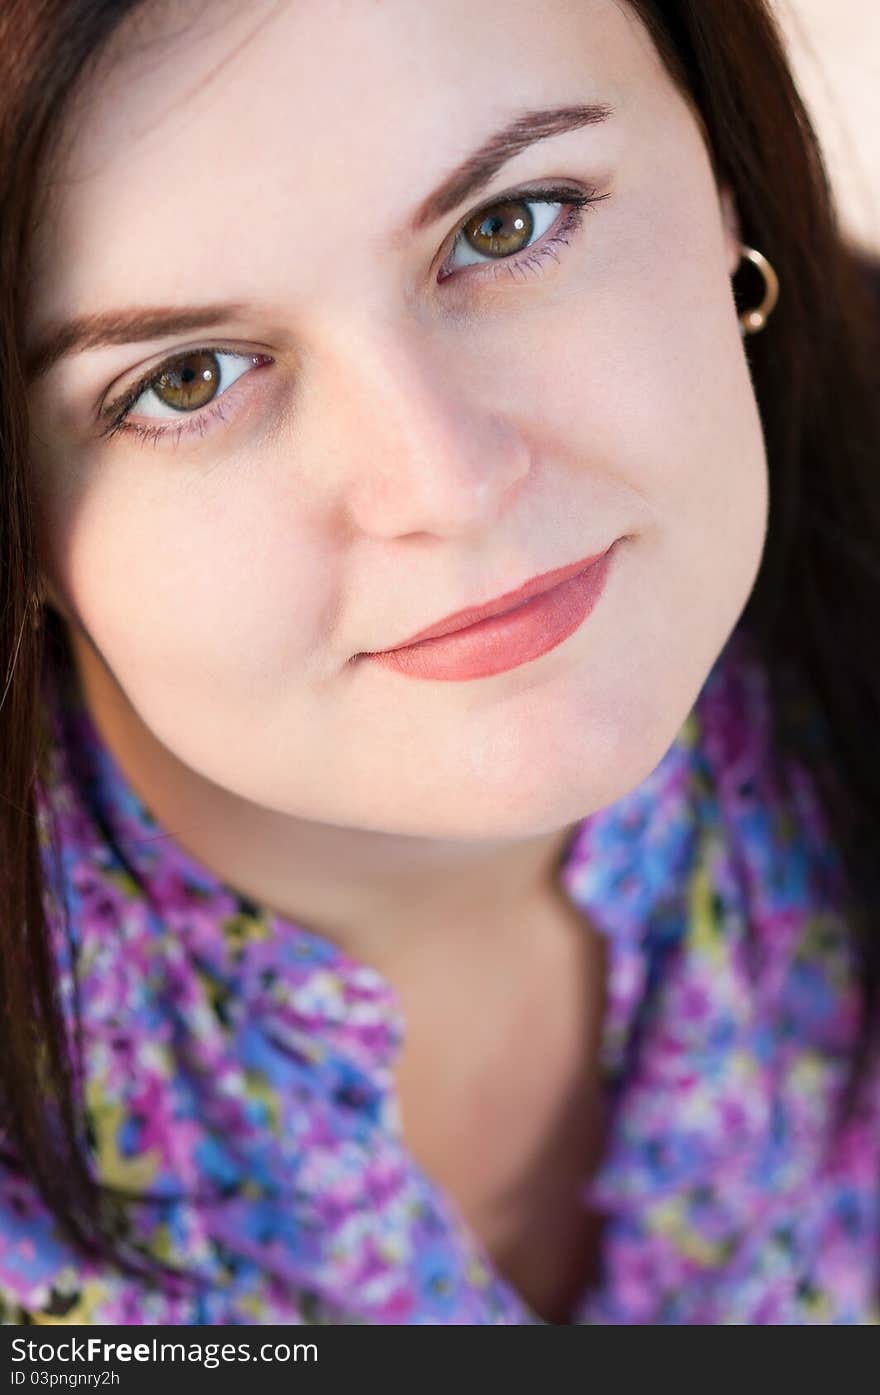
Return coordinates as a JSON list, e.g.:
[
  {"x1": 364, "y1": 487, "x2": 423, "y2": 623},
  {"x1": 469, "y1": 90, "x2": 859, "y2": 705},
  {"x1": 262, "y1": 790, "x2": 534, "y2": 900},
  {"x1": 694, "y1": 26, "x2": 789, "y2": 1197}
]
[
  {"x1": 439, "y1": 186, "x2": 607, "y2": 283},
  {"x1": 97, "y1": 346, "x2": 273, "y2": 446},
  {"x1": 123, "y1": 348, "x2": 258, "y2": 420}
]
